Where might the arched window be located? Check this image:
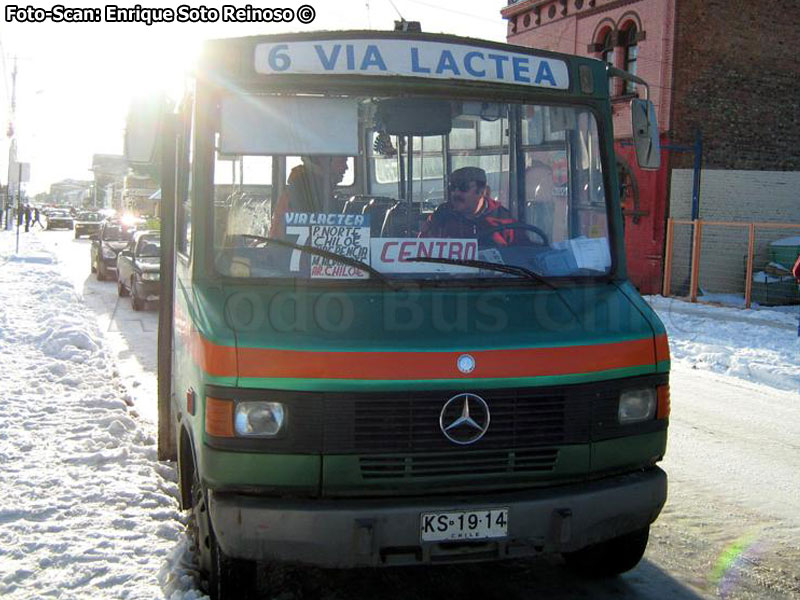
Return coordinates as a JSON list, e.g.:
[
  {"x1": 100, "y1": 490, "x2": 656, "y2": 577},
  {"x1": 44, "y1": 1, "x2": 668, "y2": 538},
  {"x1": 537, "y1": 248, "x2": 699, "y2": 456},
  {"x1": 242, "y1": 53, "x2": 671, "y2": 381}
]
[
  {"x1": 621, "y1": 23, "x2": 639, "y2": 94},
  {"x1": 601, "y1": 29, "x2": 616, "y2": 68}
]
